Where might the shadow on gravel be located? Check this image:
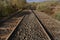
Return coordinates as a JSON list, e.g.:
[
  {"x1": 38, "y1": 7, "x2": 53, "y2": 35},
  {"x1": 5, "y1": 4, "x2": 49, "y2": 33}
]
[{"x1": 15, "y1": 11, "x2": 31, "y2": 17}]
